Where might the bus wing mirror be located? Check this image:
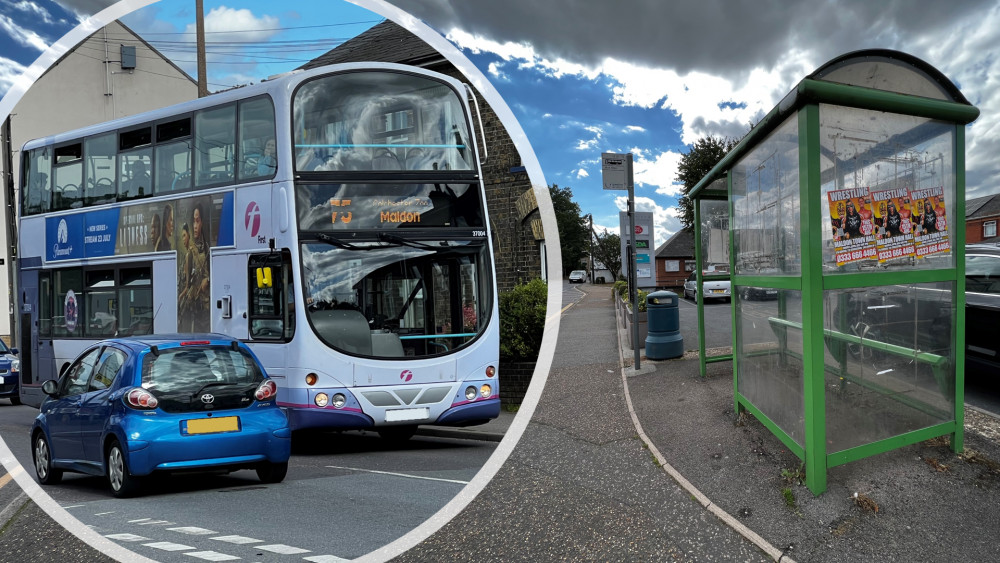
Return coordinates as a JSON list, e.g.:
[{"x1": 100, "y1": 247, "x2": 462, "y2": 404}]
[{"x1": 256, "y1": 267, "x2": 273, "y2": 289}]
